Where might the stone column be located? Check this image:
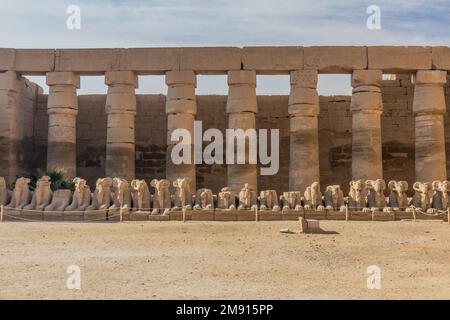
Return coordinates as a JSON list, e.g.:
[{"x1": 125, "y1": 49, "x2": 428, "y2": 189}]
[
  {"x1": 412, "y1": 70, "x2": 448, "y2": 181},
  {"x1": 350, "y1": 70, "x2": 383, "y2": 180},
  {"x1": 46, "y1": 72, "x2": 80, "y2": 180},
  {"x1": 0, "y1": 71, "x2": 21, "y2": 185},
  {"x1": 105, "y1": 71, "x2": 138, "y2": 181},
  {"x1": 226, "y1": 70, "x2": 258, "y2": 192},
  {"x1": 165, "y1": 70, "x2": 197, "y2": 191},
  {"x1": 288, "y1": 70, "x2": 320, "y2": 191}
]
